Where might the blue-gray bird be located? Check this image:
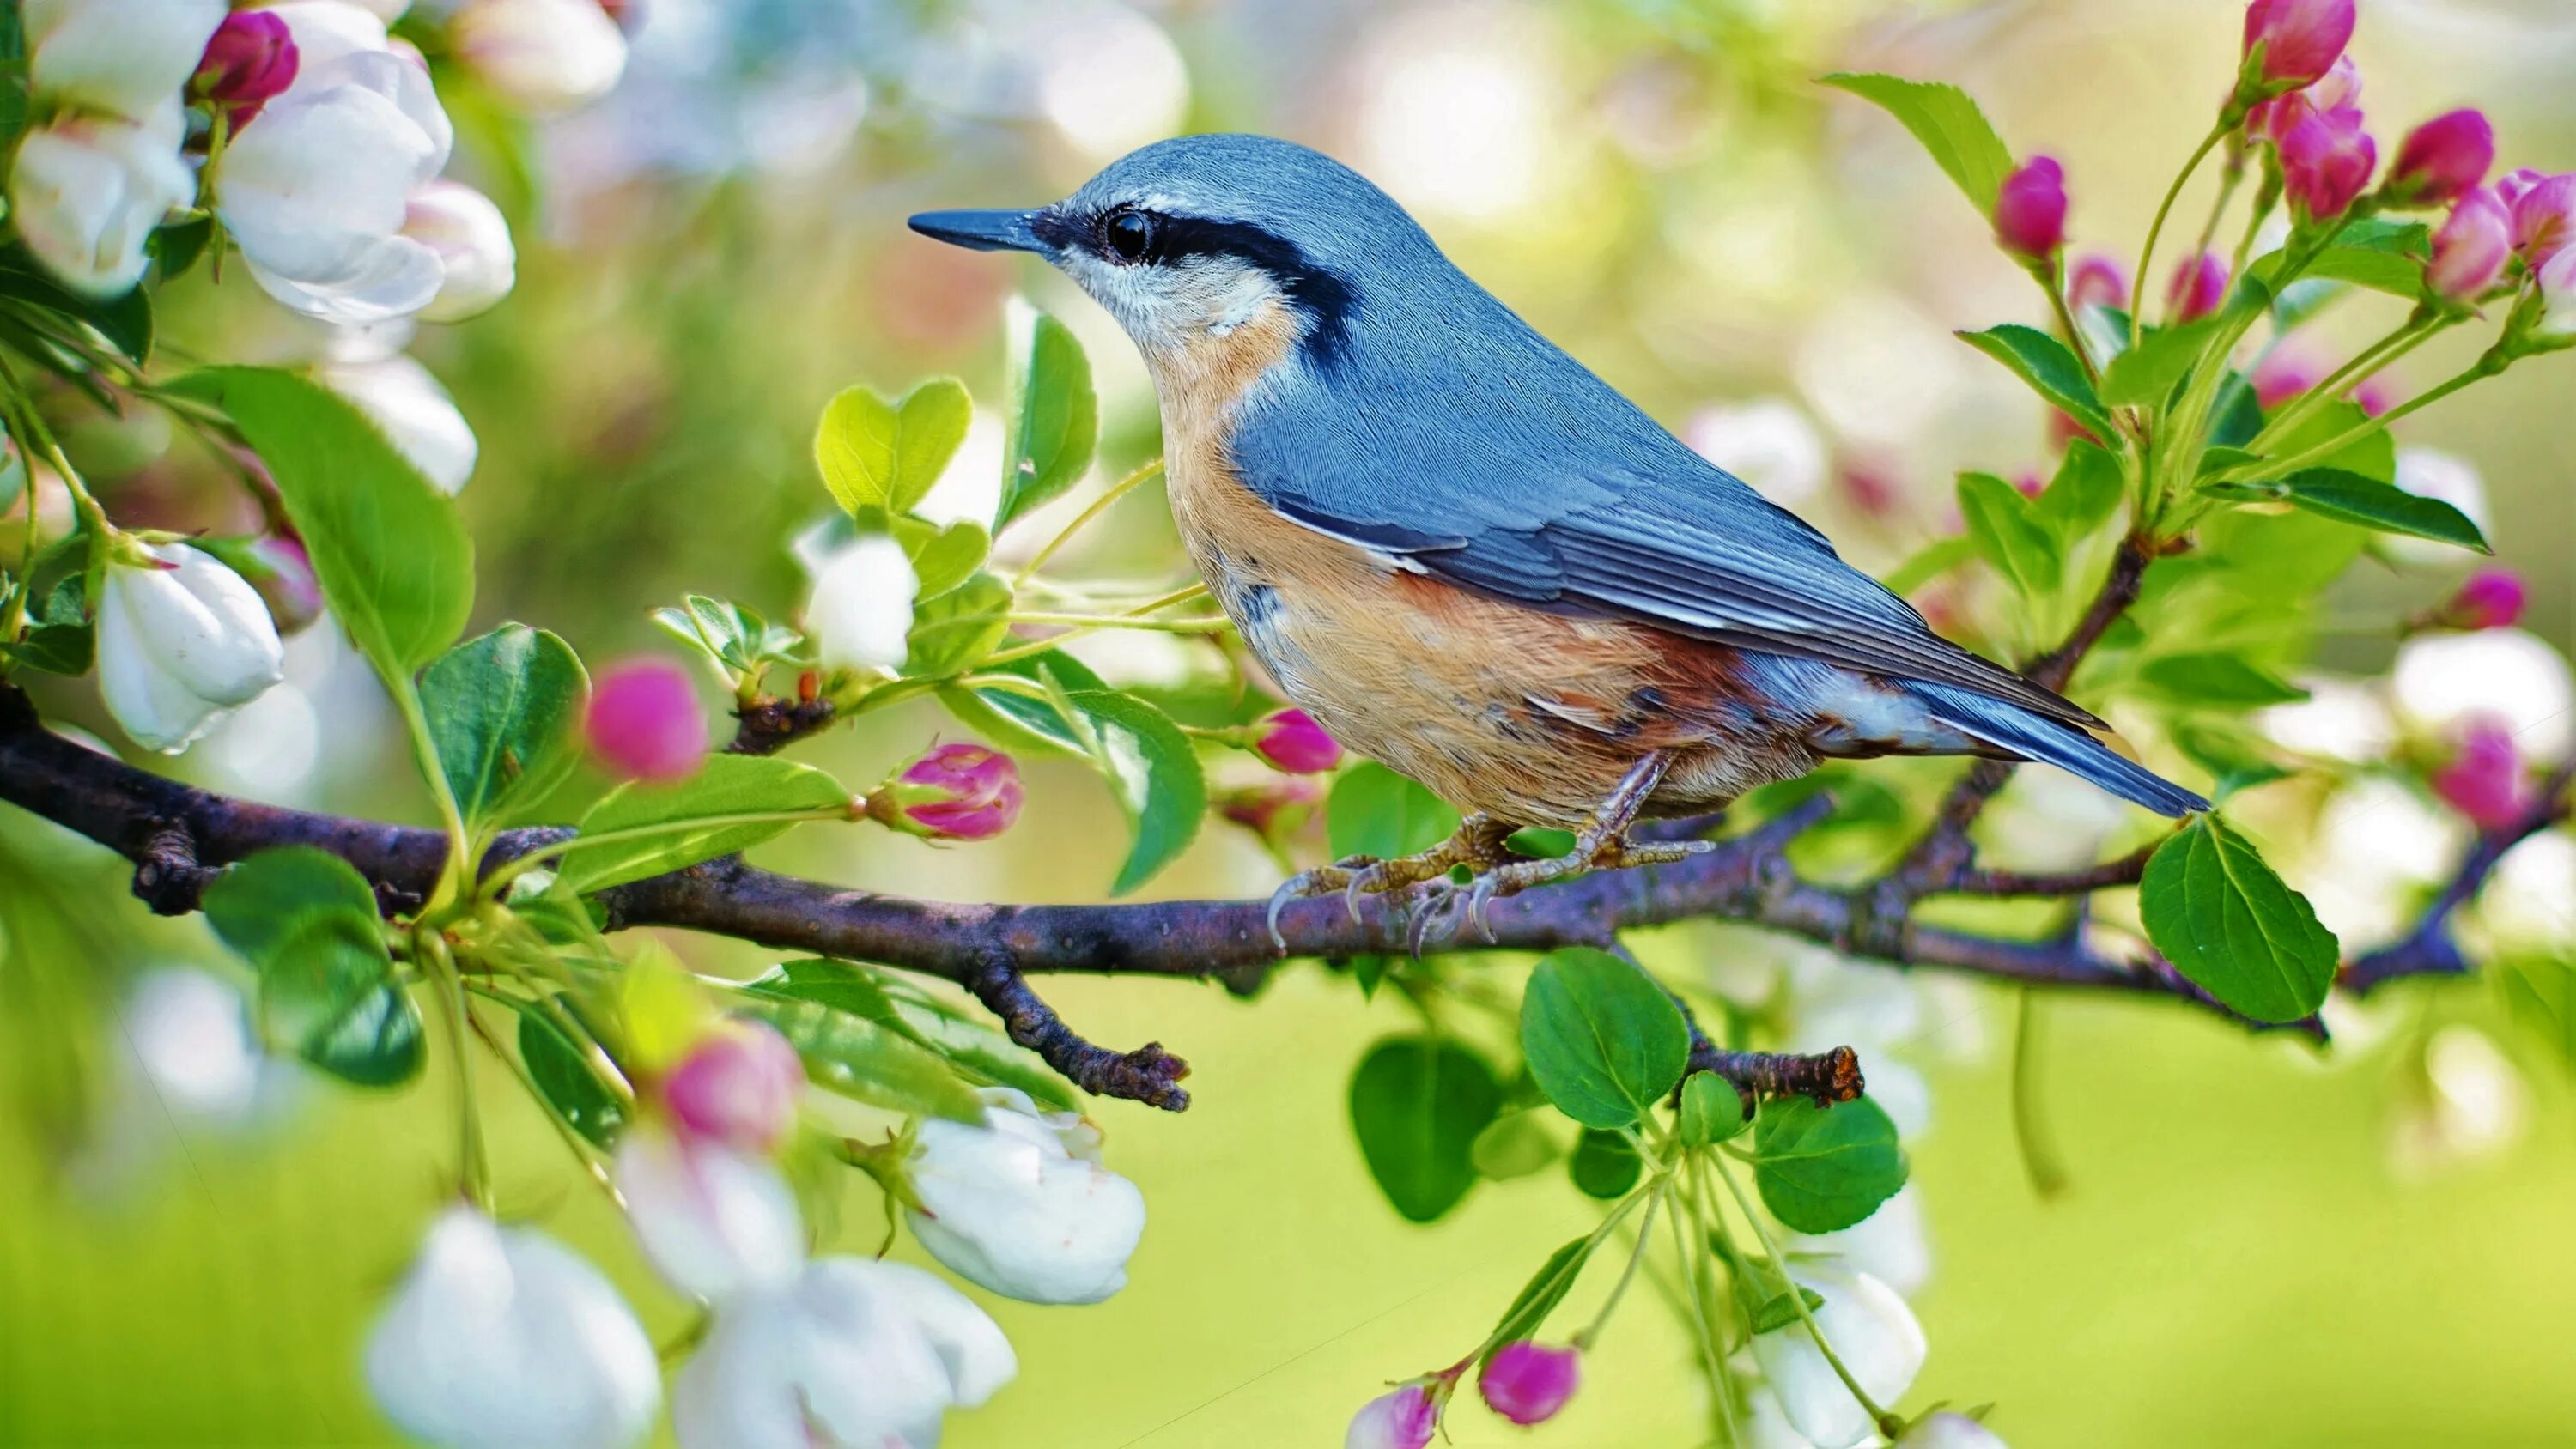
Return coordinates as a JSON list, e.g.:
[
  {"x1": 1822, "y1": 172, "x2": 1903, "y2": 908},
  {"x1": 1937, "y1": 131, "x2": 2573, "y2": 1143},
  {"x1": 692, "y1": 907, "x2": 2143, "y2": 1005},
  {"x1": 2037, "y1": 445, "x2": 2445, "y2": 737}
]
[{"x1": 911, "y1": 135, "x2": 2203, "y2": 912}]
